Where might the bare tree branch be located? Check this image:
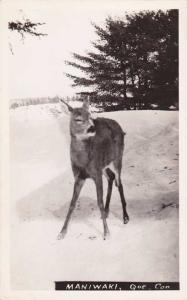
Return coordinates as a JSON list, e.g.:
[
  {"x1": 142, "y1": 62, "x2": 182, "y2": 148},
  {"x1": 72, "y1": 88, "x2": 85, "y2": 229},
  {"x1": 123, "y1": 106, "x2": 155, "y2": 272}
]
[{"x1": 8, "y1": 19, "x2": 47, "y2": 39}]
